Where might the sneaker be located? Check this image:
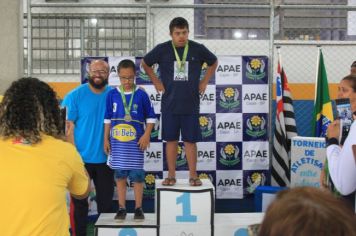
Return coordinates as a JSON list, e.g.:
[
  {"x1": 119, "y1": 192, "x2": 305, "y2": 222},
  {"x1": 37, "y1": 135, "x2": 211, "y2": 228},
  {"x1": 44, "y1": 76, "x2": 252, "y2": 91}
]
[
  {"x1": 114, "y1": 207, "x2": 127, "y2": 221},
  {"x1": 134, "y1": 207, "x2": 145, "y2": 221}
]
